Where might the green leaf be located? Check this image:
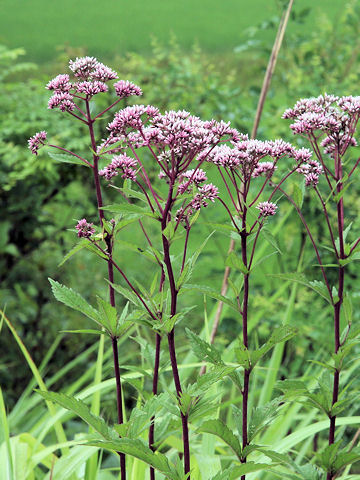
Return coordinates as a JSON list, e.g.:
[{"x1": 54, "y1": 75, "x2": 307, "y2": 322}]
[
  {"x1": 343, "y1": 294, "x2": 353, "y2": 325},
  {"x1": 229, "y1": 463, "x2": 273, "y2": 478},
  {"x1": 187, "y1": 365, "x2": 236, "y2": 396},
  {"x1": 58, "y1": 240, "x2": 88, "y2": 267},
  {"x1": 110, "y1": 184, "x2": 147, "y2": 204},
  {"x1": 96, "y1": 297, "x2": 118, "y2": 335},
  {"x1": 101, "y1": 203, "x2": 160, "y2": 219},
  {"x1": 186, "y1": 328, "x2": 223, "y2": 365},
  {"x1": 251, "y1": 325, "x2": 298, "y2": 367},
  {"x1": 234, "y1": 343, "x2": 251, "y2": 369},
  {"x1": 268, "y1": 273, "x2": 333, "y2": 305},
  {"x1": 60, "y1": 329, "x2": 105, "y2": 335},
  {"x1": 225, "y1": 251, "x2": 249, "y2": 274},
  {"x1": 248, "y1": 398, "x2": 282, "y2": 442},
  {"x1": 156, "y1": 306, "x2": 196, "y2": 334},
  {"x1": 176, "y1": 232, "x2": 214, "y2": 289},
  {"x1": 333, "y1": 447, "x2": 360, "y2": 471},
  {"x1": 84, "y1": 438, "x2": 181, "y2": 479},
  {"x1": 110, "y1": 282, "x2": 143, "y2": 309},
  {"x1": 36, "y1": 390, "x2": 116, "y2": 441},
  {"x1": 293, "y1": 181, "x2": 305, "y2": 208},
  {"x1": 48, "y1": 278, "x2": 102, "y2": 326},
  {"x1": 197, "y1": 419, "x2": 241, "y2": 459},
  {"x1": 262, "y1": 228, "x2": 283, "y2": 254},
  {"x1": 181, "y1": 284, "x2": 238, "y2": 311},
  {"x1": 48, "y1": 151, "x2": 90, "y2": 167}
]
